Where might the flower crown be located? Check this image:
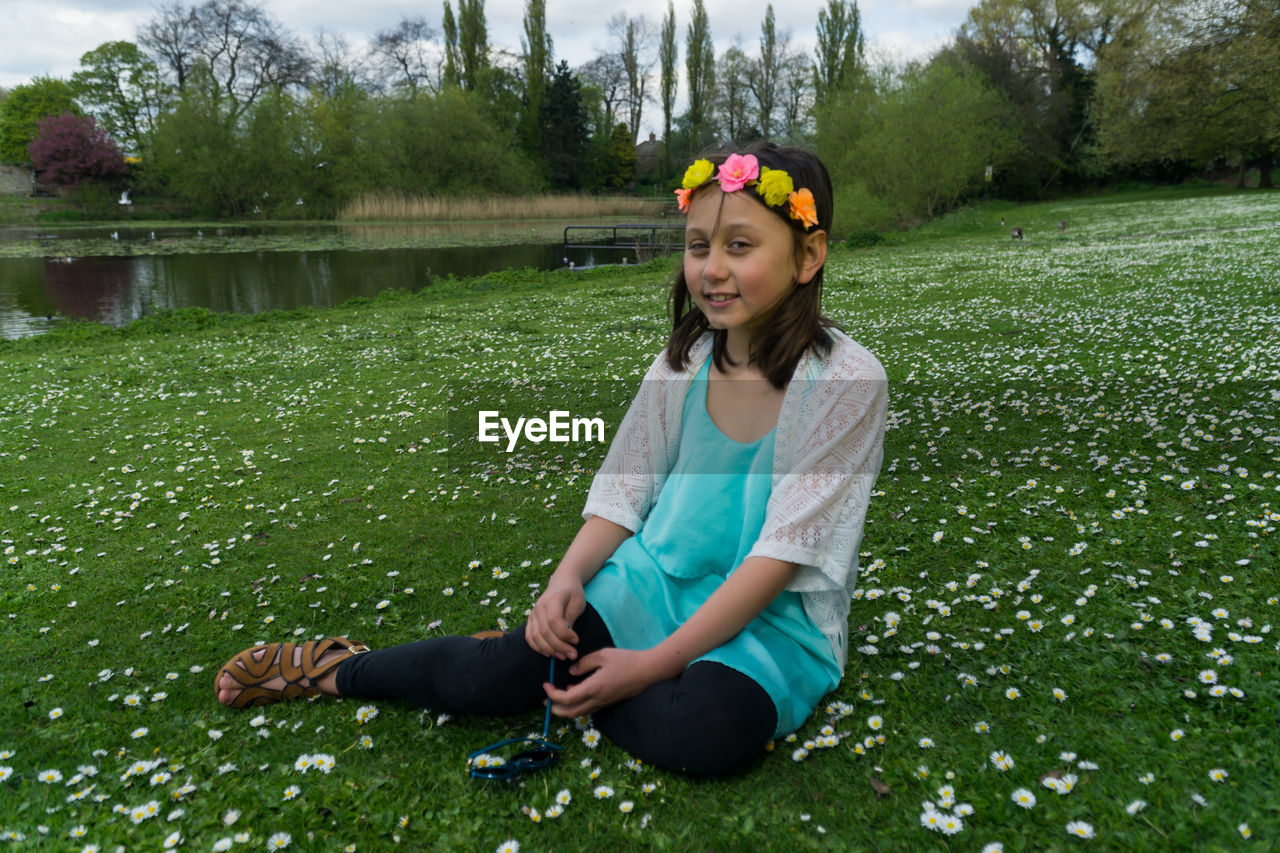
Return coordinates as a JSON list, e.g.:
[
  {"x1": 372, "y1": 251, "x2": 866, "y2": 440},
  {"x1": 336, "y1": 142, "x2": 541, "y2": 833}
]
[{"x1": 675, "y1": 153, "x2": 818, "y2": 230}]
